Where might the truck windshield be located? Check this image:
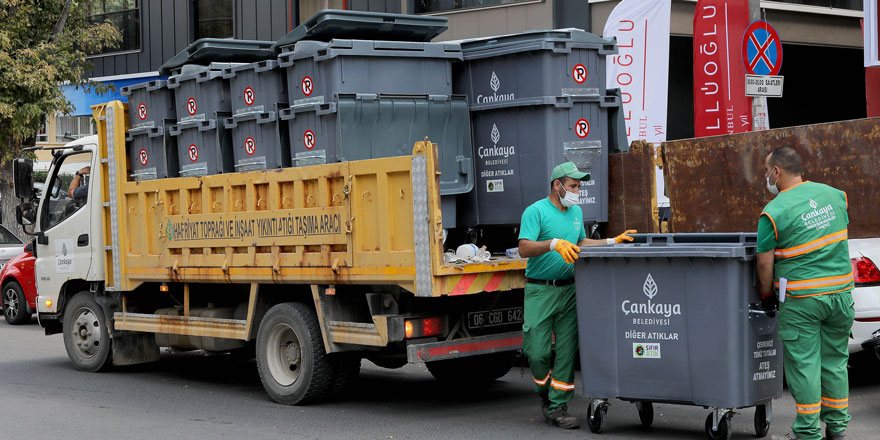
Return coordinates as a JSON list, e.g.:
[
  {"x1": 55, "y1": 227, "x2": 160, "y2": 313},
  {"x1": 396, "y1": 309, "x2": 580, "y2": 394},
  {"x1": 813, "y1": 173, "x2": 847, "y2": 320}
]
[{"x1": 41, "y1": 151, "x2": 93, "y2": 230}]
